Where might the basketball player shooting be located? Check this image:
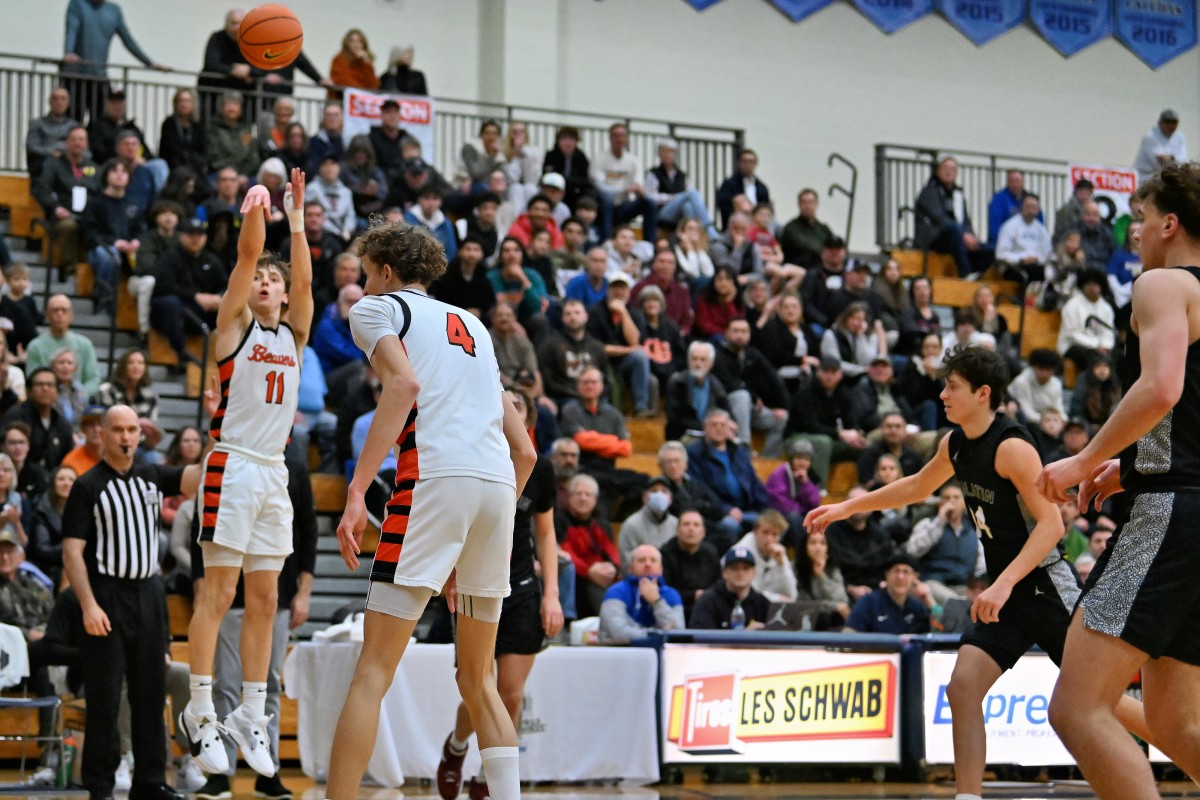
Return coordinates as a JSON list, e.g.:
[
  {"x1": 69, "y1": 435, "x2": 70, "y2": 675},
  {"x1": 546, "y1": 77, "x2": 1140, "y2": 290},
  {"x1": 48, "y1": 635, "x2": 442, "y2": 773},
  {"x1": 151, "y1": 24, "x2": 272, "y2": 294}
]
[
  {"x1": 806, "y1": 346, "x2": 1150, "y2": 800},
  {"x1": 180, "y1": 169, "x2": 313, "y2": 777}
]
